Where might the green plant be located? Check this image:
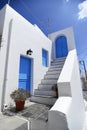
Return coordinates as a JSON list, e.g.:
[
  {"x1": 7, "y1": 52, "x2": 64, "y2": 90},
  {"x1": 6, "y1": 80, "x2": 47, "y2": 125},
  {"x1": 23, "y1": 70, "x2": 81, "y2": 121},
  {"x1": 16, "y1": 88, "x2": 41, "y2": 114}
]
[{"x1": 10, "y1": 88, "x2": 30, "y2": 102}]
